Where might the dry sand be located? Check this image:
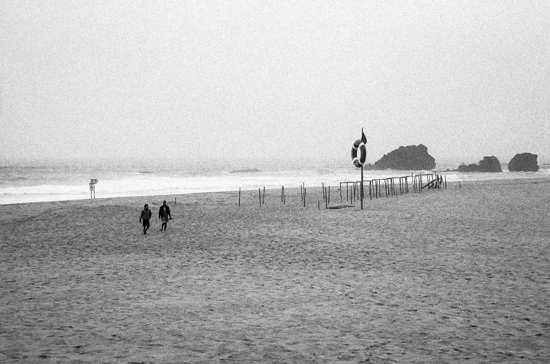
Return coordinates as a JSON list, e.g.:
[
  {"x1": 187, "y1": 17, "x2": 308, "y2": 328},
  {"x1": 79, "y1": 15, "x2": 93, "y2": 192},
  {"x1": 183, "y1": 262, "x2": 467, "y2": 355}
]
[{"x1": 1, "y1": 179, "x2": 549, "y2": 363}]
